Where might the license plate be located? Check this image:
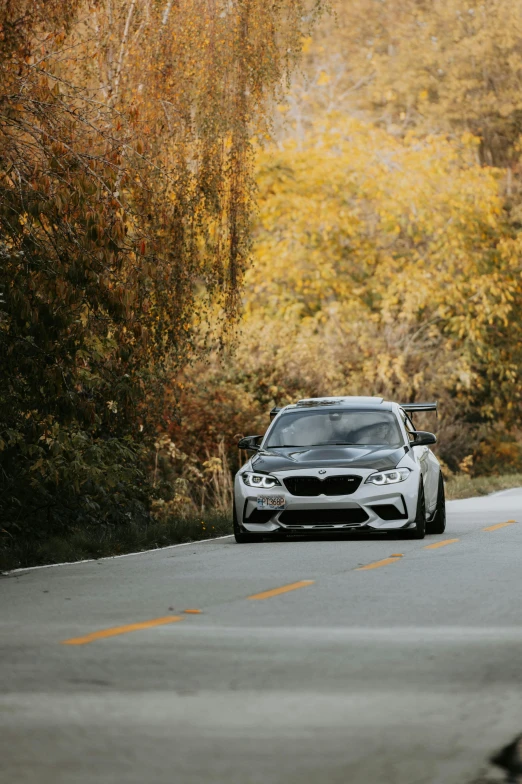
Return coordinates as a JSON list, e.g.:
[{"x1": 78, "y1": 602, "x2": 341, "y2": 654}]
[{"x1": 257, "y1": 495, "x2": 286, "y2": 511}]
